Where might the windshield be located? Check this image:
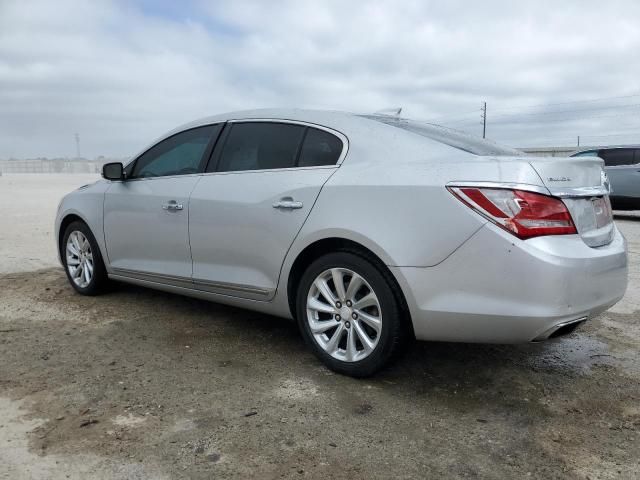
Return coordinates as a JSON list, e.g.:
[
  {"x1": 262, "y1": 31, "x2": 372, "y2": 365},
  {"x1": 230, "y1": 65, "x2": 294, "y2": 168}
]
[{"x1": 360, "y1": 114, "x2": 523, "y2": 157}]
